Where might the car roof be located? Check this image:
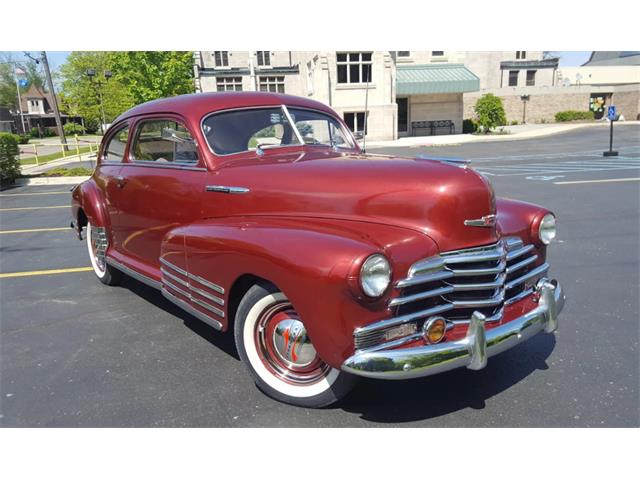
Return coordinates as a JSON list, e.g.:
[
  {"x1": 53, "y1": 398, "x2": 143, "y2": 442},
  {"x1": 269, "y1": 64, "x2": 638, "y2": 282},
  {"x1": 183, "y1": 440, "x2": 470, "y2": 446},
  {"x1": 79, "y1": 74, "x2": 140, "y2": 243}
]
[{"x1": 112, "y1": 92, "x2": 338, "y2": 124}]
